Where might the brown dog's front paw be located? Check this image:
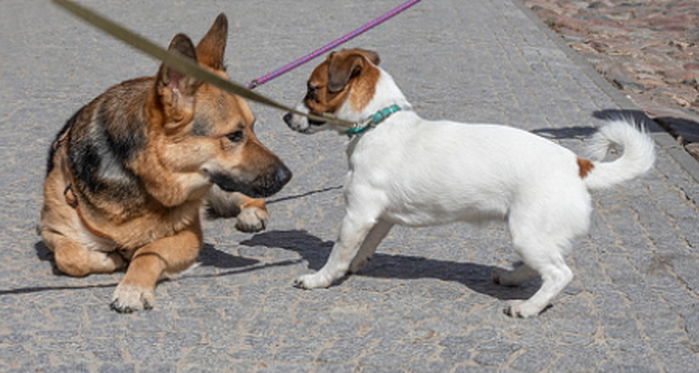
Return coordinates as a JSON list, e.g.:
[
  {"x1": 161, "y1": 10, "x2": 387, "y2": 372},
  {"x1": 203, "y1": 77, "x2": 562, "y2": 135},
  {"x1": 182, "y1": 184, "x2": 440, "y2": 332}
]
[
  {"x1": 235, "y1": 205, "x2": 269, "y2": 233},
  {"x1": 110, "y1": 284, "x2": 155, "y2": 313}
]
